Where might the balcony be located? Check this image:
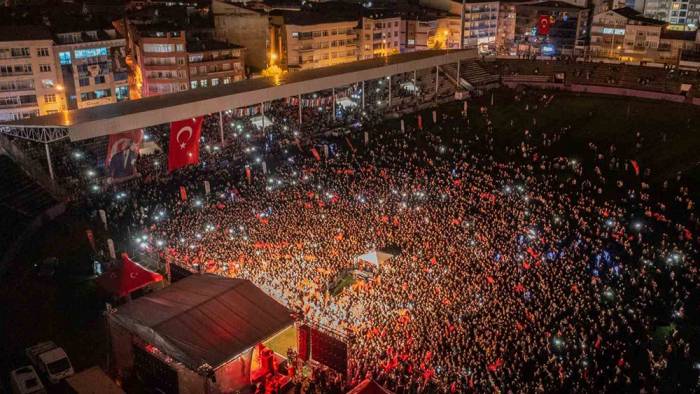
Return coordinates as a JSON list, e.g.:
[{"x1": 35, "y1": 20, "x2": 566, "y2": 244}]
[
  {"x1": 114, "y1": 72, "x2": 128, "y2": 82},
  {"x1": 0, "y1": 101, "x2": 38, "y2": 110},
  {"x1": 0, "y1": 71, "x2": 33, "y2": 78}
]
